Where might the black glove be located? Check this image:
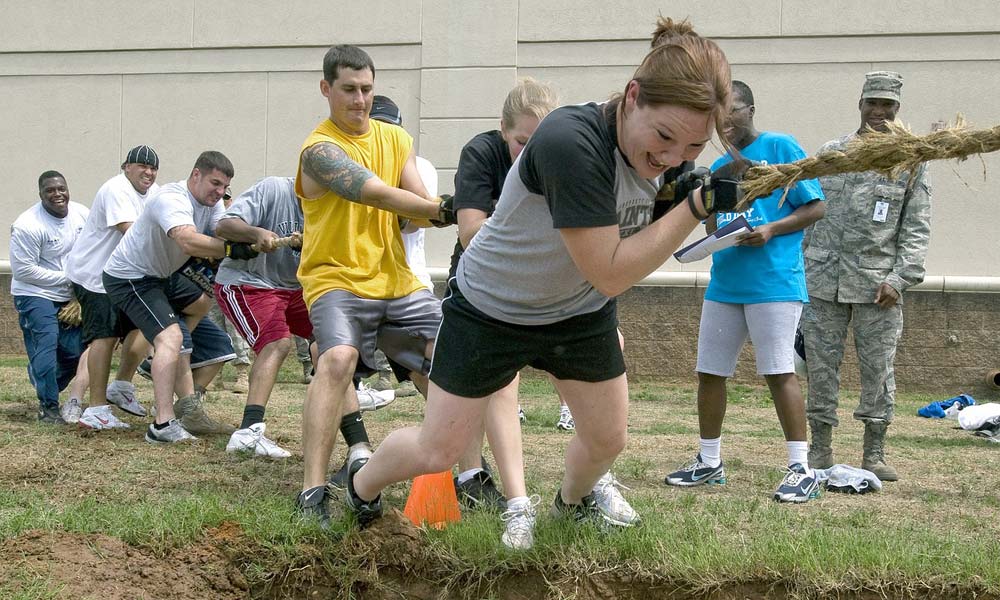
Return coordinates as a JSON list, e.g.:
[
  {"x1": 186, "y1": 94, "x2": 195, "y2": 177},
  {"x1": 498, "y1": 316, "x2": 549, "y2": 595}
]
[
  {"x1": 685, "y1": 160, "x2": 756, "y2": 219},
  {"x1": 224, "y1": 241, "x2": 259, "y2": 261},
  {"x1": 652, "y1": 161, "x2": 696, "y2": 221},
  {"x1": 430, "y1": 194, "x2": 457, "y2": 227}
]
